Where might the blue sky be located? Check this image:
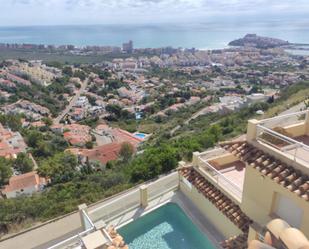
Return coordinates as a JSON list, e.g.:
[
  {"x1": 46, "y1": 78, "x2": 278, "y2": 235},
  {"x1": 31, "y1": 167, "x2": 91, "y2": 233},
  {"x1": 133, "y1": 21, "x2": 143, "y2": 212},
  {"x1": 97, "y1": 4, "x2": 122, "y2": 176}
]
[{"x1": 1, "y1": 0, "x2": 309, "y2": 26}]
